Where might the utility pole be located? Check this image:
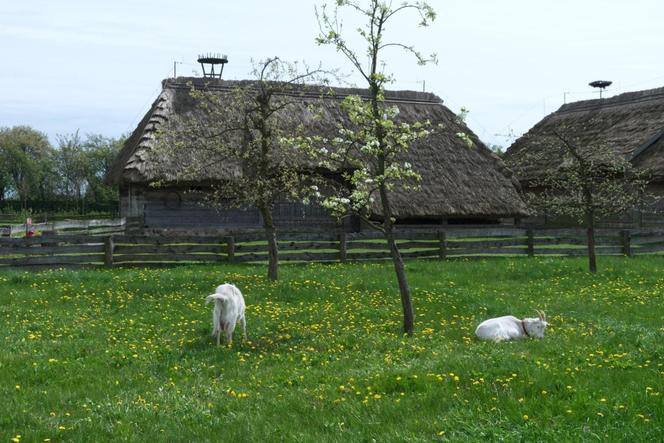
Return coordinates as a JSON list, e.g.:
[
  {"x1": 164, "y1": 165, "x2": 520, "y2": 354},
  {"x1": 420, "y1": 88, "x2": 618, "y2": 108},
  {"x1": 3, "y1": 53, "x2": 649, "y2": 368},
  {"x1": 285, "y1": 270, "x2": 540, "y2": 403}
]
[{"x1": 173, "y1": 61, "x2": 183, "y2": 78}]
